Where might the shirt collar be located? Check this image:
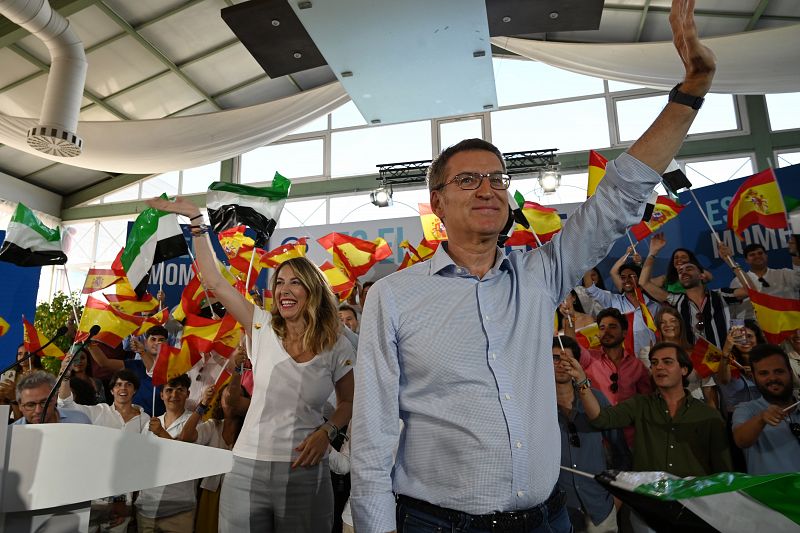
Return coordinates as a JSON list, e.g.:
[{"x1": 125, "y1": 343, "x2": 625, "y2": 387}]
[{"x1": 429, "y1": 242, "x2": 510, "y2": 278}]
